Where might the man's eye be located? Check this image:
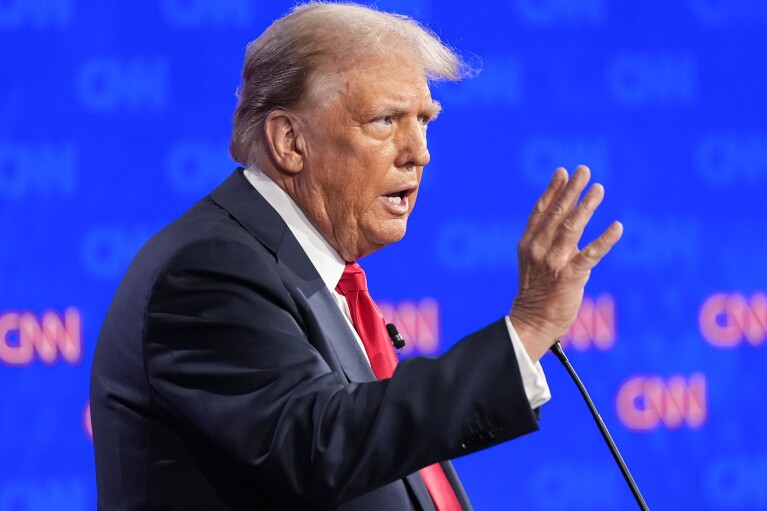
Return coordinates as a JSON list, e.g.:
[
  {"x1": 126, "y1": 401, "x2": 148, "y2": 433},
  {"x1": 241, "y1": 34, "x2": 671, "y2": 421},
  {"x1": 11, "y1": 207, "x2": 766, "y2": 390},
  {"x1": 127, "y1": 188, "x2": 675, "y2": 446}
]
[
  {"x1": 375, "y1": 115, "x2": 393, "y2": 125},
  {"x1": 418, "y1": 115, "x2": 431, "y2": 126}
]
